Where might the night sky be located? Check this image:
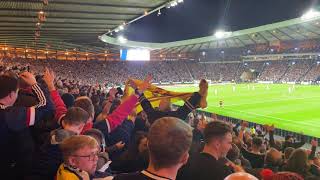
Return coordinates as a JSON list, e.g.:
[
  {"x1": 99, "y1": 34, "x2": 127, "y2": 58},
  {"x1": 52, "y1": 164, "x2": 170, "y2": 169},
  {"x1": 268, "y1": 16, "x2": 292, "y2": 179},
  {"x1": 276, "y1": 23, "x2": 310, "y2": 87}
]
[{"x1": 121, "y1": 0, "x2": 319, "y2": 43}]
